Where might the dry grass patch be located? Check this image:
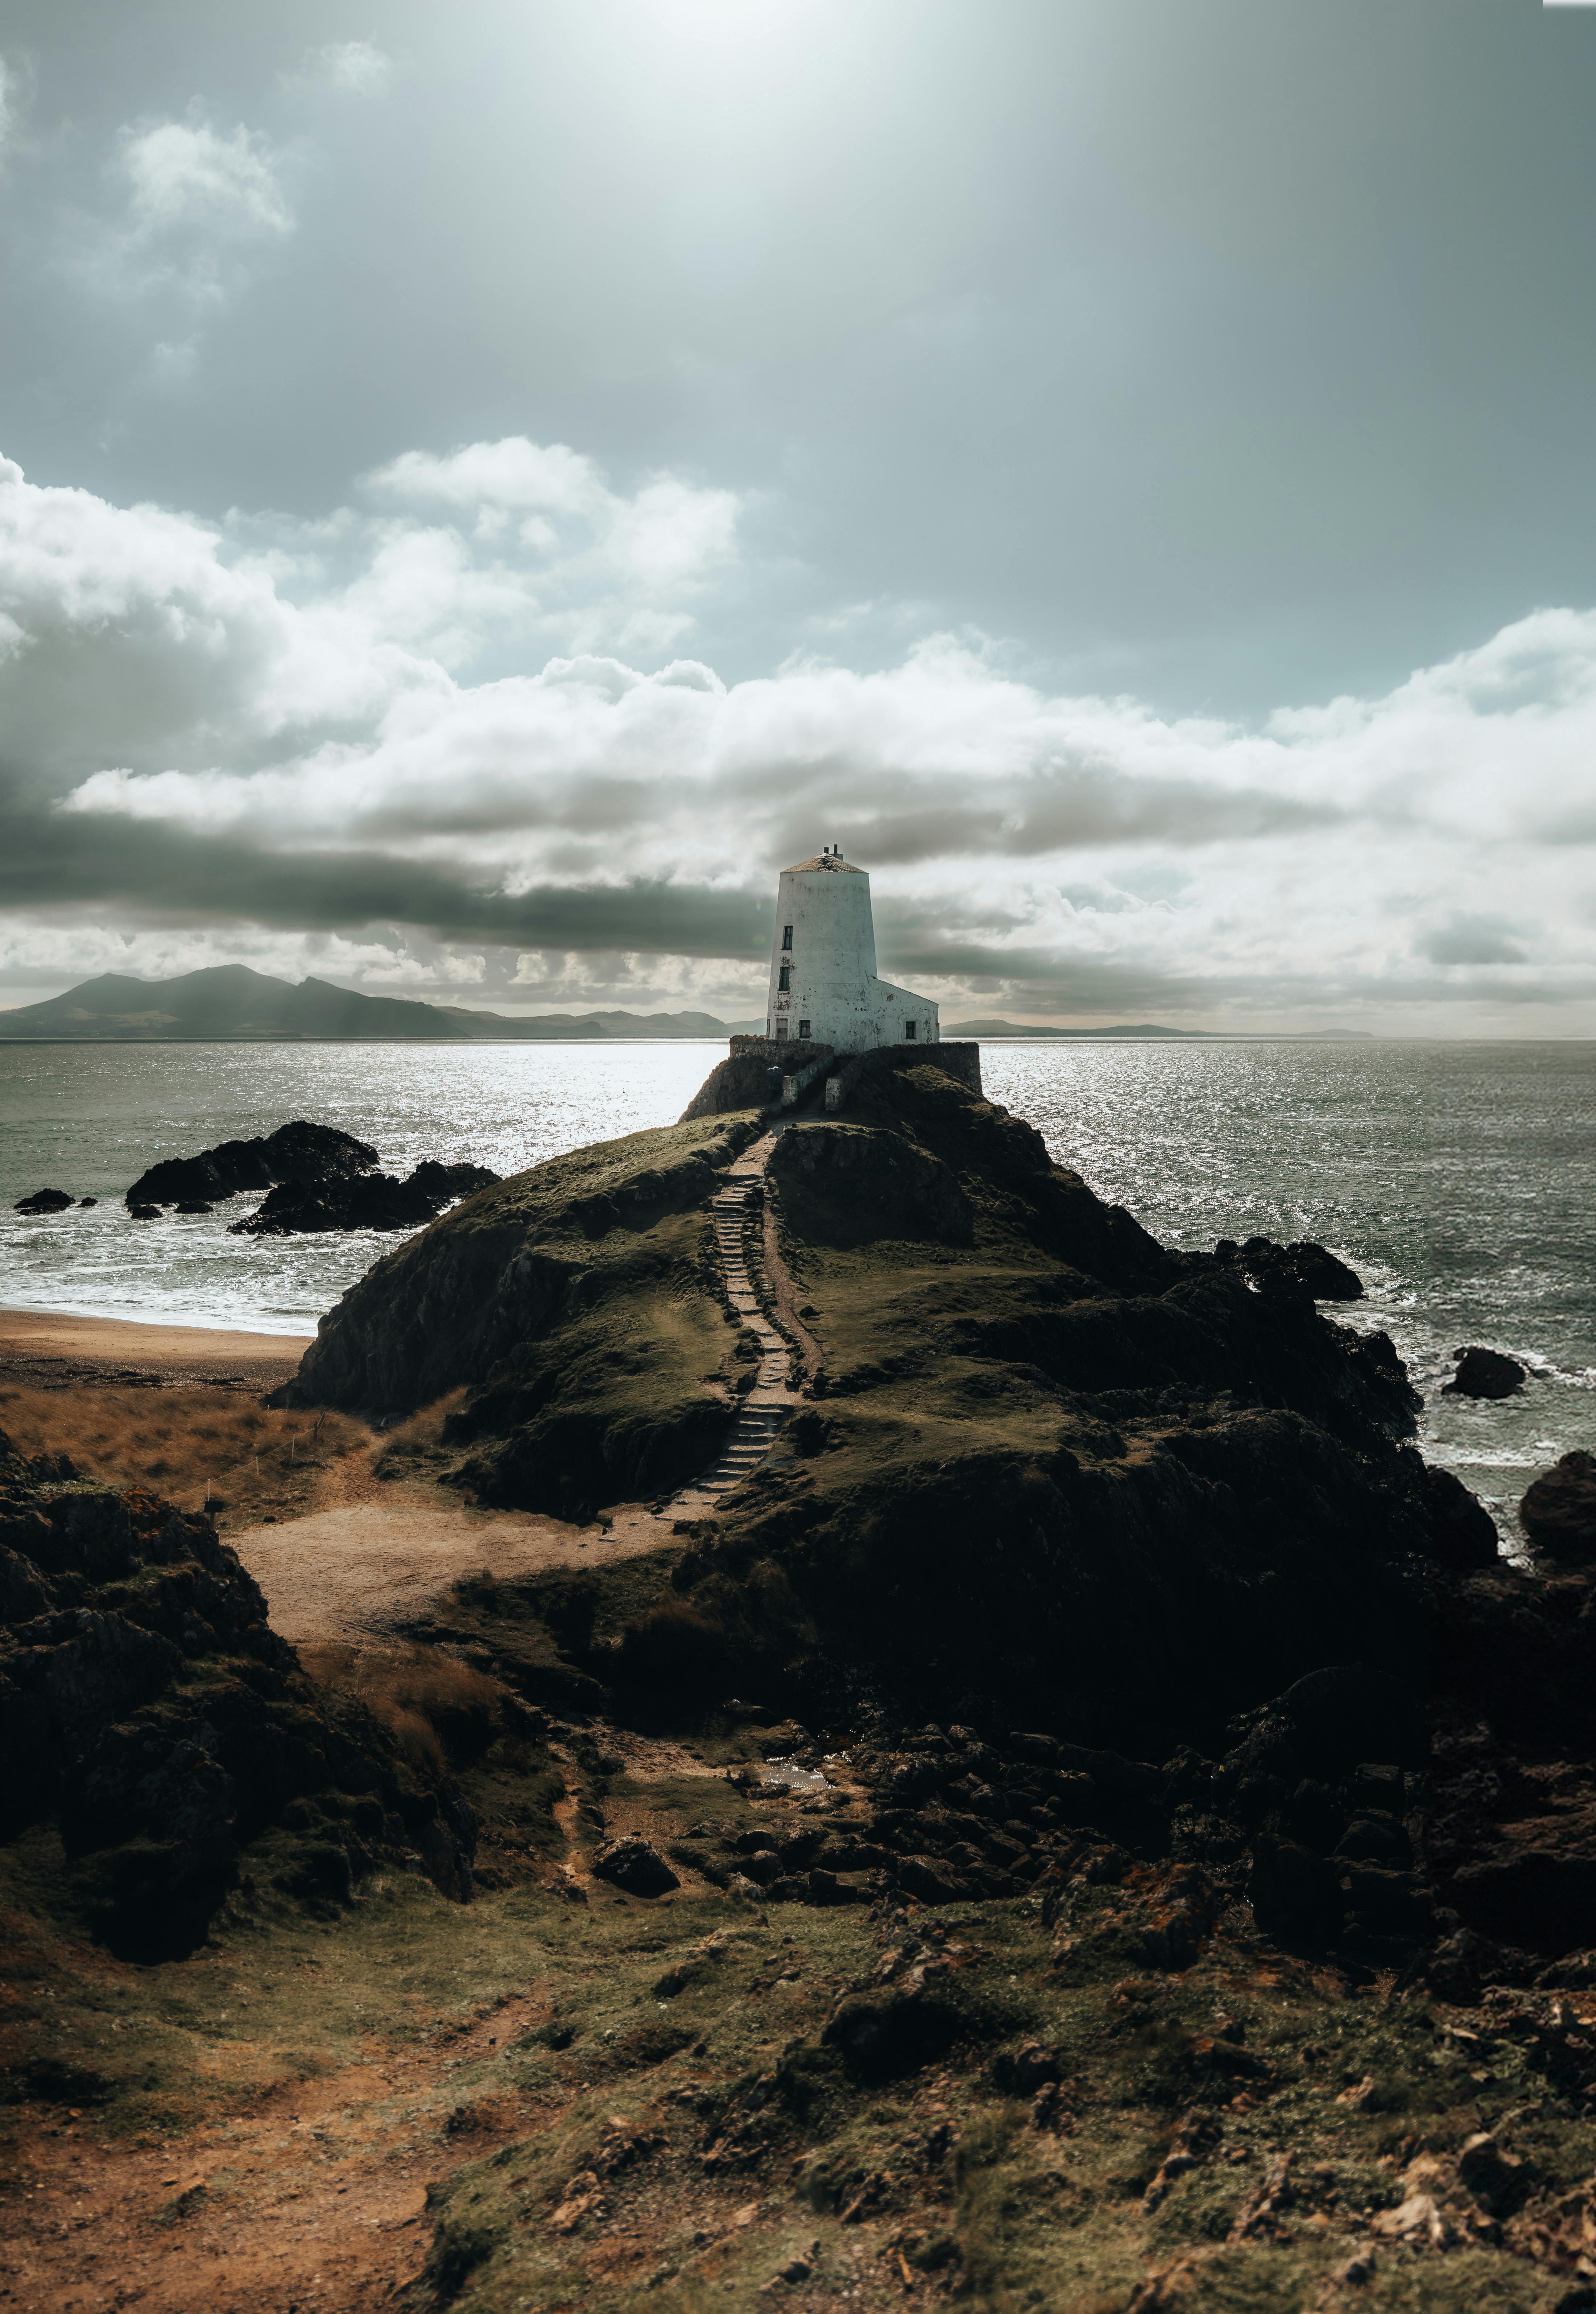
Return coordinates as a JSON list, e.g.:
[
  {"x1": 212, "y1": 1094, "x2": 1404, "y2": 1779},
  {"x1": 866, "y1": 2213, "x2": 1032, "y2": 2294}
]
[
  {"x1": 298, "y1": 1640, "x2": 510, "y2": 1774},
  {"x1": 0, "y1": 1382, "x2": 369, "y2": 1523}
]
